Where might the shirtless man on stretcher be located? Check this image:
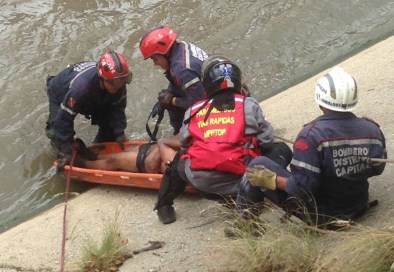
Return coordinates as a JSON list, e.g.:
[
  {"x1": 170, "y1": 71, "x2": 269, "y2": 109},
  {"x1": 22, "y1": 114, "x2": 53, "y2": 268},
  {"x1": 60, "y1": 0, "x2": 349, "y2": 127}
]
[{"x1": 75, "y1": 135, "x2": 179, "y2": 174}]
